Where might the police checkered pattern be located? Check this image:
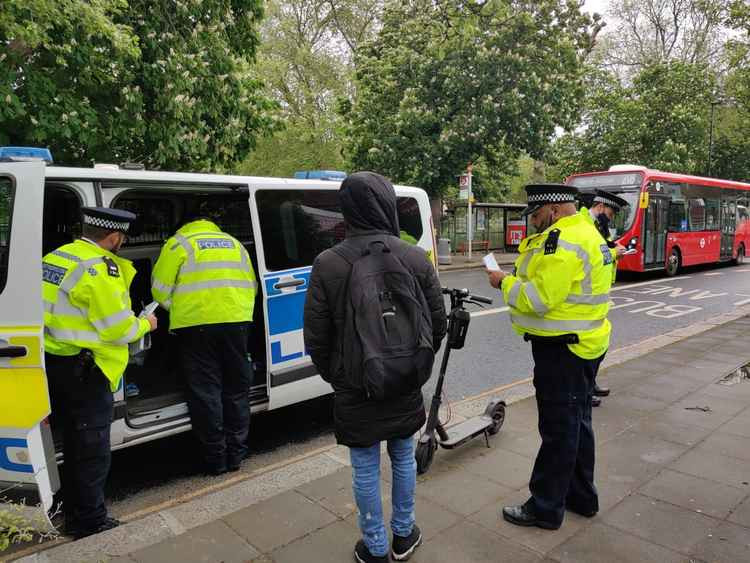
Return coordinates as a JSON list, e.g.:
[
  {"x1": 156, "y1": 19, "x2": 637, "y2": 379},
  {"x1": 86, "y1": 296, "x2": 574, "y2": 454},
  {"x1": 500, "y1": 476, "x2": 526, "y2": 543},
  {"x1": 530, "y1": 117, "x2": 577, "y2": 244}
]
[
  {"x1": 593, "y1": 195, "x2": 622, "y2": 210},
  {"x1": 83, "y1": 214, "x2": 130, "y2": 232},
  {"x1": 527, "y1": 192, "x2": 576, "y2": 204}
]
